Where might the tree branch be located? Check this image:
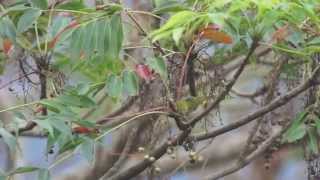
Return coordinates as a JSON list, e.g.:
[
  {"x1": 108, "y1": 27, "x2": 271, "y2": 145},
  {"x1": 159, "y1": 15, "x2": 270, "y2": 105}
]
[
  {"x1": 108, "y1": 130, "x2": 191, "y2": 180},
  {"x1": 108, "y1": 39, "x2": 259, "y2": 180},
  {"x1": 193, "y1": 66, "x2": 320, "y2": 142},
  {"x1": 204, "y1": 124, "x2": 288, "y2": 180},
  {"x1": 188, "y1": 40, "x2": 259, "y2": 126}
]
